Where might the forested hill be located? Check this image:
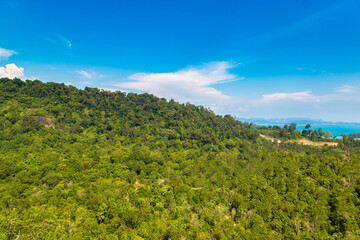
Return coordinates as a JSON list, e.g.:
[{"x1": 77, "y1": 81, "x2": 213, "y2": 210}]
[
  {"x1": 1, "y1": 78, "x2": 360, "y2": 239},
  {"x1": 0, "y1": 78, "x2": 257, "y2": 144}
]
